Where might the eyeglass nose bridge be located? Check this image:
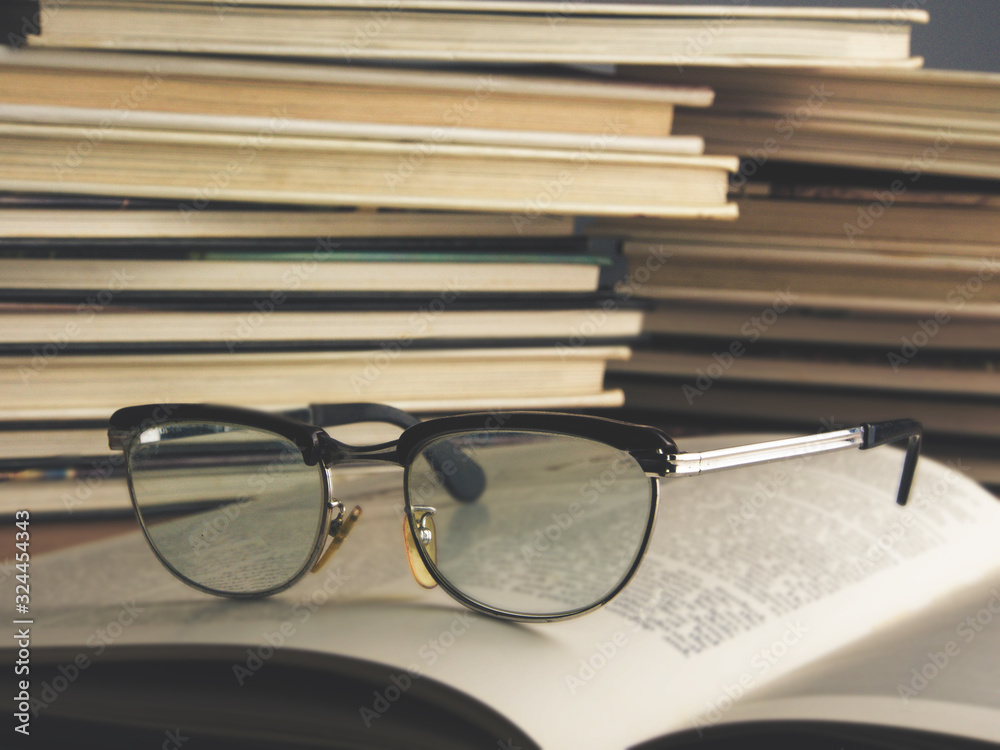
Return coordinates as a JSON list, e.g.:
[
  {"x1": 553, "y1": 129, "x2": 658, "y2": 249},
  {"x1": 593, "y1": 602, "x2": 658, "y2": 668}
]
[
  {"x1": 317, "y1": 432, "x2": 403, "y2": 466},
  {"x1": 317, "y1": 431, "x2": 486, "y2": 504}
]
